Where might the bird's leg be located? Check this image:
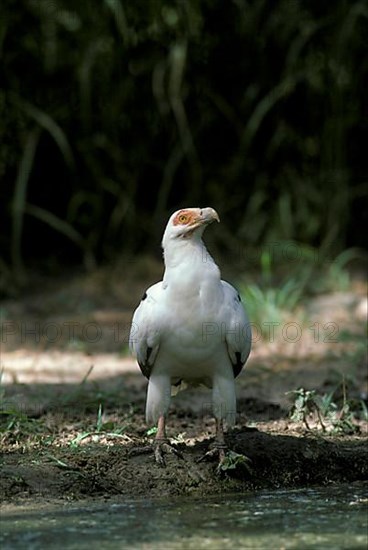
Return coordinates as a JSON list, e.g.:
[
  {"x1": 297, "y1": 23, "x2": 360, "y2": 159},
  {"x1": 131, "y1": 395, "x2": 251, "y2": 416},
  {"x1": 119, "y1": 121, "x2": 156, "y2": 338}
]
[
  {"x1": 214, "y1": 418, "x2": 227, "y2": 464},
  {"x1": 128, "y1": 415, "x2": 183, "y2": 465},
  {"x1": 154, "y1": 415, "x2": 183, "y2": 466},
  {"x1": 156, "y1": 414, "x2": 167, "y2": 439},
  {"x1": 197, "y1": 418, "x2": 253, "y2": 474},
  {"x1": 197, "y1": 418, "x2": 228, "y2": 465},
  {"x1": 154, "y1": 415, "x2": 168, "y2": 465}
]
